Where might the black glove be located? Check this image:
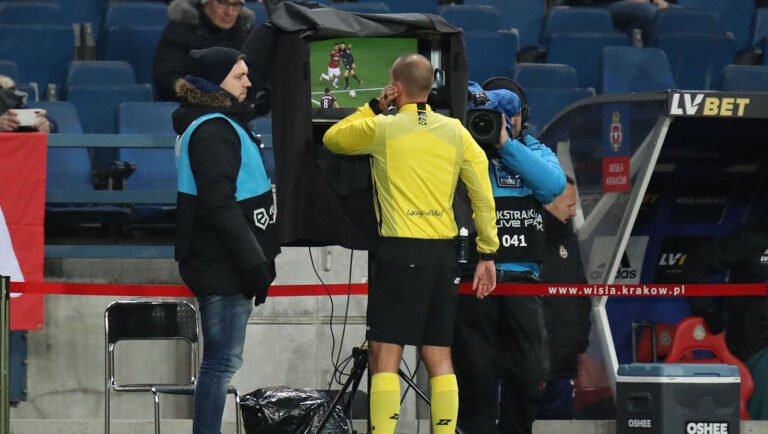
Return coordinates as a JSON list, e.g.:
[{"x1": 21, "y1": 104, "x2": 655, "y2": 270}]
[
  {"x1": 242, "y1": 262, "x2": 275, "y2": 306},
  {"x1": 701, "y1": 311, "x2": 725, "y2": 334}
]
